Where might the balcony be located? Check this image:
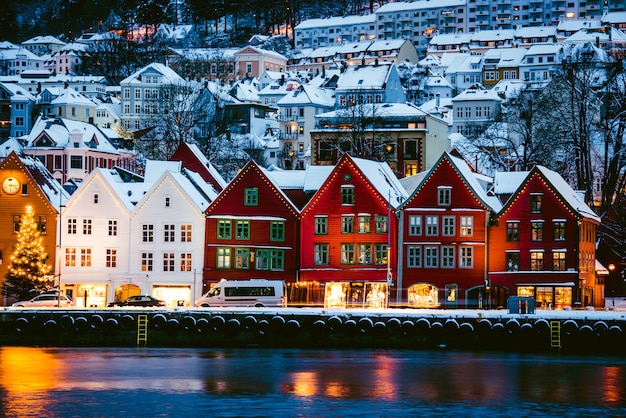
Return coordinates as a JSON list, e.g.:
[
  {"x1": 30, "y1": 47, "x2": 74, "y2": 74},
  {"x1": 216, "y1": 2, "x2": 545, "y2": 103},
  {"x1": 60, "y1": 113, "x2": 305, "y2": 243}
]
[{"x1": 278, "y1": 133, "x2": 298, "y2": 140}]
